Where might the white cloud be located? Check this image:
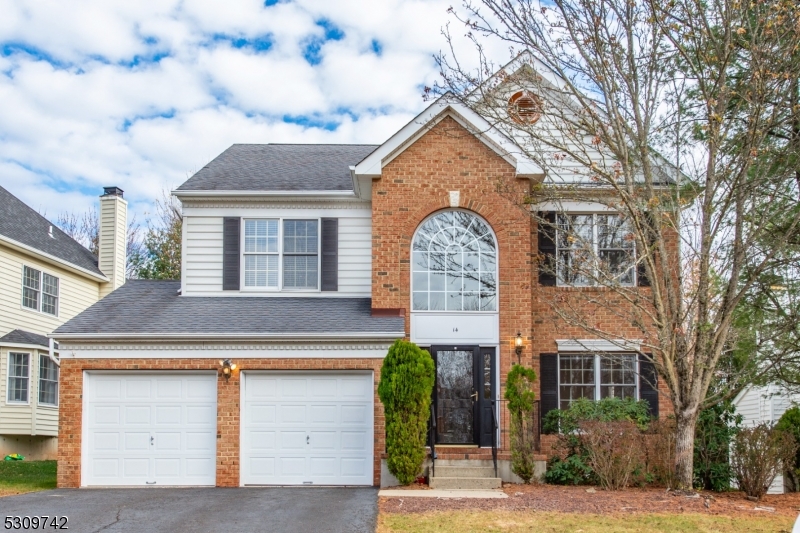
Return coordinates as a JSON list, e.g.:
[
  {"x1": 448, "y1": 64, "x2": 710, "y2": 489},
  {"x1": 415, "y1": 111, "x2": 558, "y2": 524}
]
[{"x1": 0, "y1": 0, "x2": 502, "y2": 225}]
